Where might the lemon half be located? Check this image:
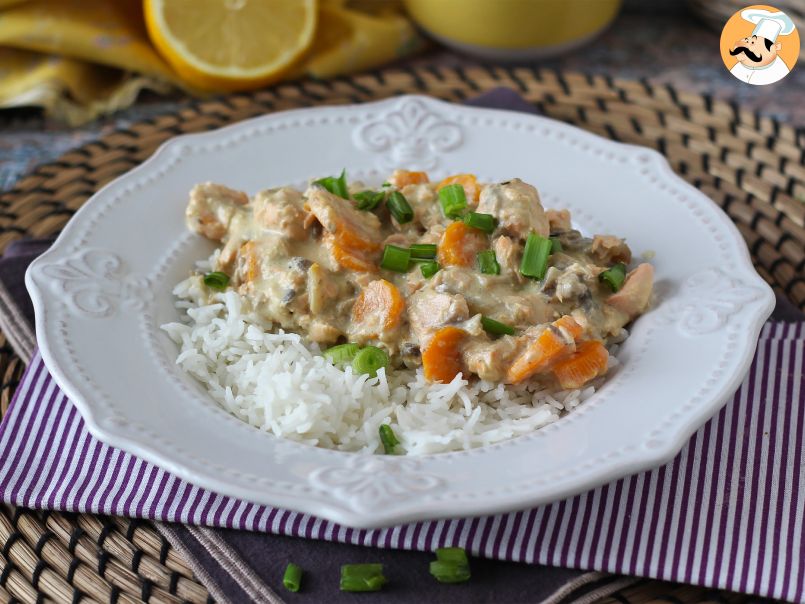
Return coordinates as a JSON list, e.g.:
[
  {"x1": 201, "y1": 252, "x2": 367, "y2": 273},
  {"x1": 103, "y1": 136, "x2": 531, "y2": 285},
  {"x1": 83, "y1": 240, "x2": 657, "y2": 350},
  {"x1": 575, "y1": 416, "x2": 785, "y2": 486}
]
[{"x1": 144, "y1": 0, "x2": 317, "y2": 91}]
